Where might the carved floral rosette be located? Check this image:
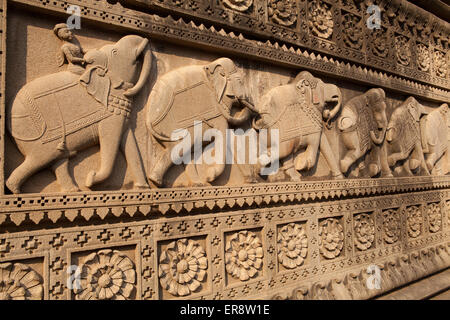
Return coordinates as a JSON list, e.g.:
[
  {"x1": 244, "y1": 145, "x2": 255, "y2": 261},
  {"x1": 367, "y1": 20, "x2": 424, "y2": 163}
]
[
  {"x1": 434, "y1": 50, "x2": 447, "y2": 78},
  {"x1": 406, "y1": 206, "x2": 423, "y2": 238},
  {"x1": 371, "y1": 29, "x2": 388, "y2": 58},
  {"x1": 319, "y1": 218, "x2": 344, "y2": 259},
  {"x1": 354, "y1": 213, "x2": 375, "y2": 251},
  {"x1": 309, "y1": 0, "x2": 334, "y2": 39},
  {"x1": 416, "y1": 44, "x2": 430, "y2": 72},
  {"x1": 268, "y1": 0, "x2": 297, "y2": 27},
  {"x1": 427, "y1": 203, "x2": 442, "y2": 233},
  {"x1": 221, "y1": 0, "x2": 253, "y2": 12},
  {"x1": 0, "y1": 263, "x2": 43, "y2": 300},
  {"x1": 74, "y1": 249, "x2": 136, "y2": 300},
  {"x1": 225, "y1": 230, "x2": 263, "y2": 281},
  {"x1": 341, "y1": 13, "x2": 362, "y2": 50},
  {"x1": 382, "y1": 209, "x2": 401, "y2": 244},
  {"x1": 395, "y1": 35, "x2": 411, "y2": 66},
  {"x1": 277, "y1": 223, "x2": 308, "y2": 269},
  {"x1": 159, "y1": 238, "x2": 208, "y2": 297}
]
